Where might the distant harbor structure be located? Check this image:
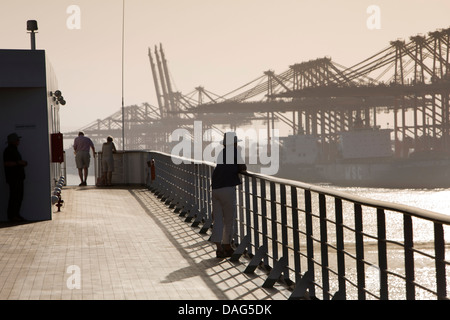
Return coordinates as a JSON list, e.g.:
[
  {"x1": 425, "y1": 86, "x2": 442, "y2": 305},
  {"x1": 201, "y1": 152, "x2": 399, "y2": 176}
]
[{"x1": 65, "y1": 28, "x2": 450, "y2": 188}]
